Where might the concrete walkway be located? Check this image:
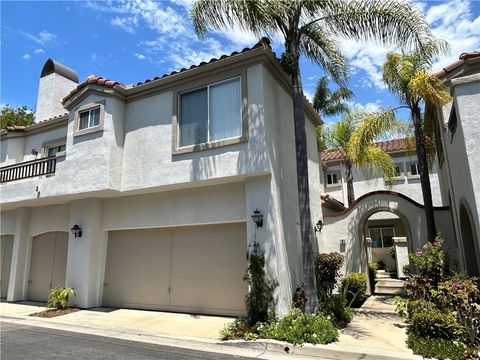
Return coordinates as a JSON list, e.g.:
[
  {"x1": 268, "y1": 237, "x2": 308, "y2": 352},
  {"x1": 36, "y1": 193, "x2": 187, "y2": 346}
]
[{"x1": 0, "y1": 298, "x2": 420, "y2": 359}]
